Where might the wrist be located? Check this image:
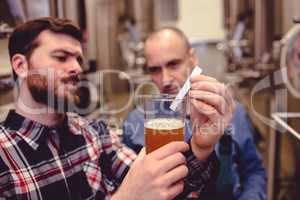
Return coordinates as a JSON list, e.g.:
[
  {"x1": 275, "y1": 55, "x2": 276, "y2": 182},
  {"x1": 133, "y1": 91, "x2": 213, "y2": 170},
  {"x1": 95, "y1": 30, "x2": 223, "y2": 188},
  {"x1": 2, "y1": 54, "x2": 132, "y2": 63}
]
[
  {"x1": 112, "y1": 186, "x2": 136, "y2": 200},
  {"x1": 111, "y1": 192, "x2": 119, "y2": 200},
  {"x1": 111, "y1": 188, "x2": 127, "y2": 200},
  {"x1": 111, "y1": 191, "x2": 126, "y2": 200}
]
